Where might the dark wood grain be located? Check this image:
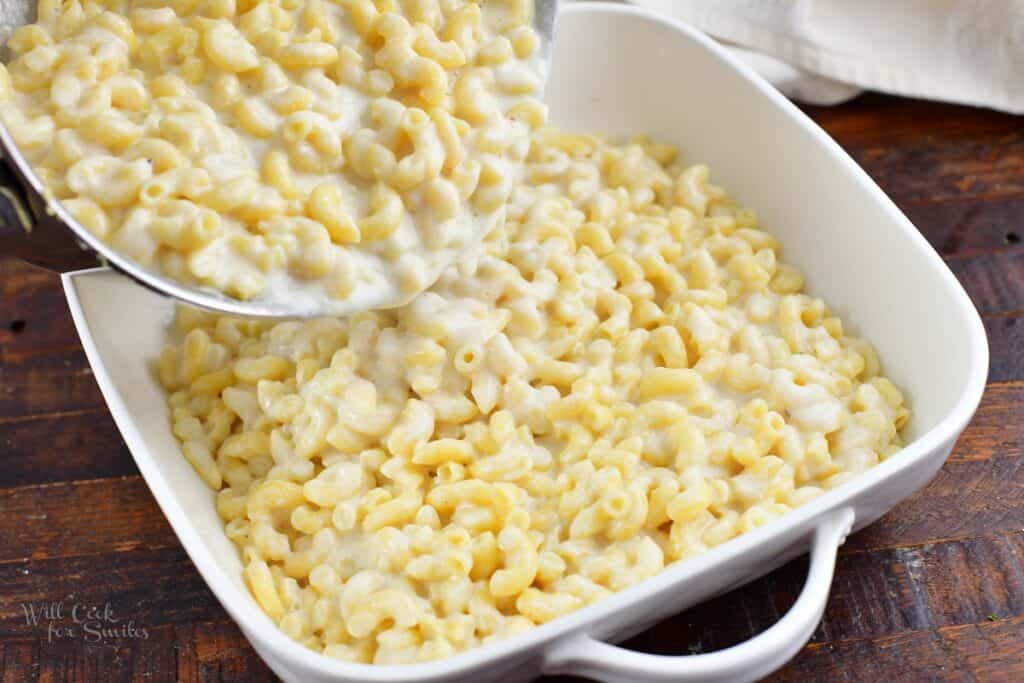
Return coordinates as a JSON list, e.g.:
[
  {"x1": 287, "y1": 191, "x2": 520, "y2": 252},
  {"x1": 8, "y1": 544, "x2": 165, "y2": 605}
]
[
  {"x1": 985, "y1": 316, "x2": 1024, "y2": 383},
  {"x1": 948, "y1": 250, "x2": 1024, "y2": 316},
  {"x1": 0, "y1": 259, "x2": 78, "y2": 358},
  {"x1": 906, "y1": 198, "x2": 1024, "y2": 256},
  {"x1": 0, "y1": 621, "x2": 277, "y2": 683},
  {"x1": 1, "y1": 92, "x2": 1023, "y2": 682},
  {"x1": 806, "y1": 94, "x2": 1024, "y2": 201},
  {"x1": 843, "y1": 136, "x2": 1024, "y2": 206},
  {"x1": 805, "y1": 94, "x2": 1024, "y2": 145},
  {"x1": 0, "y1": 548, "x2": 225, "y2": 637},
  {"x1": 0, "y1": 348, "x2": 103, "y2": 420},
  {"x1": 947, "y1": 381, "x2": 1024, "y2": 462},
  {"x1": 0, "y1": 479, "x2": 177, "y2": 565},
  {"x1": 0, "y1": 412, "x2": 133, "y2": 487},
  {"x1": 770, "y1": 614, "x2": 1024, "y2": 683}
]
